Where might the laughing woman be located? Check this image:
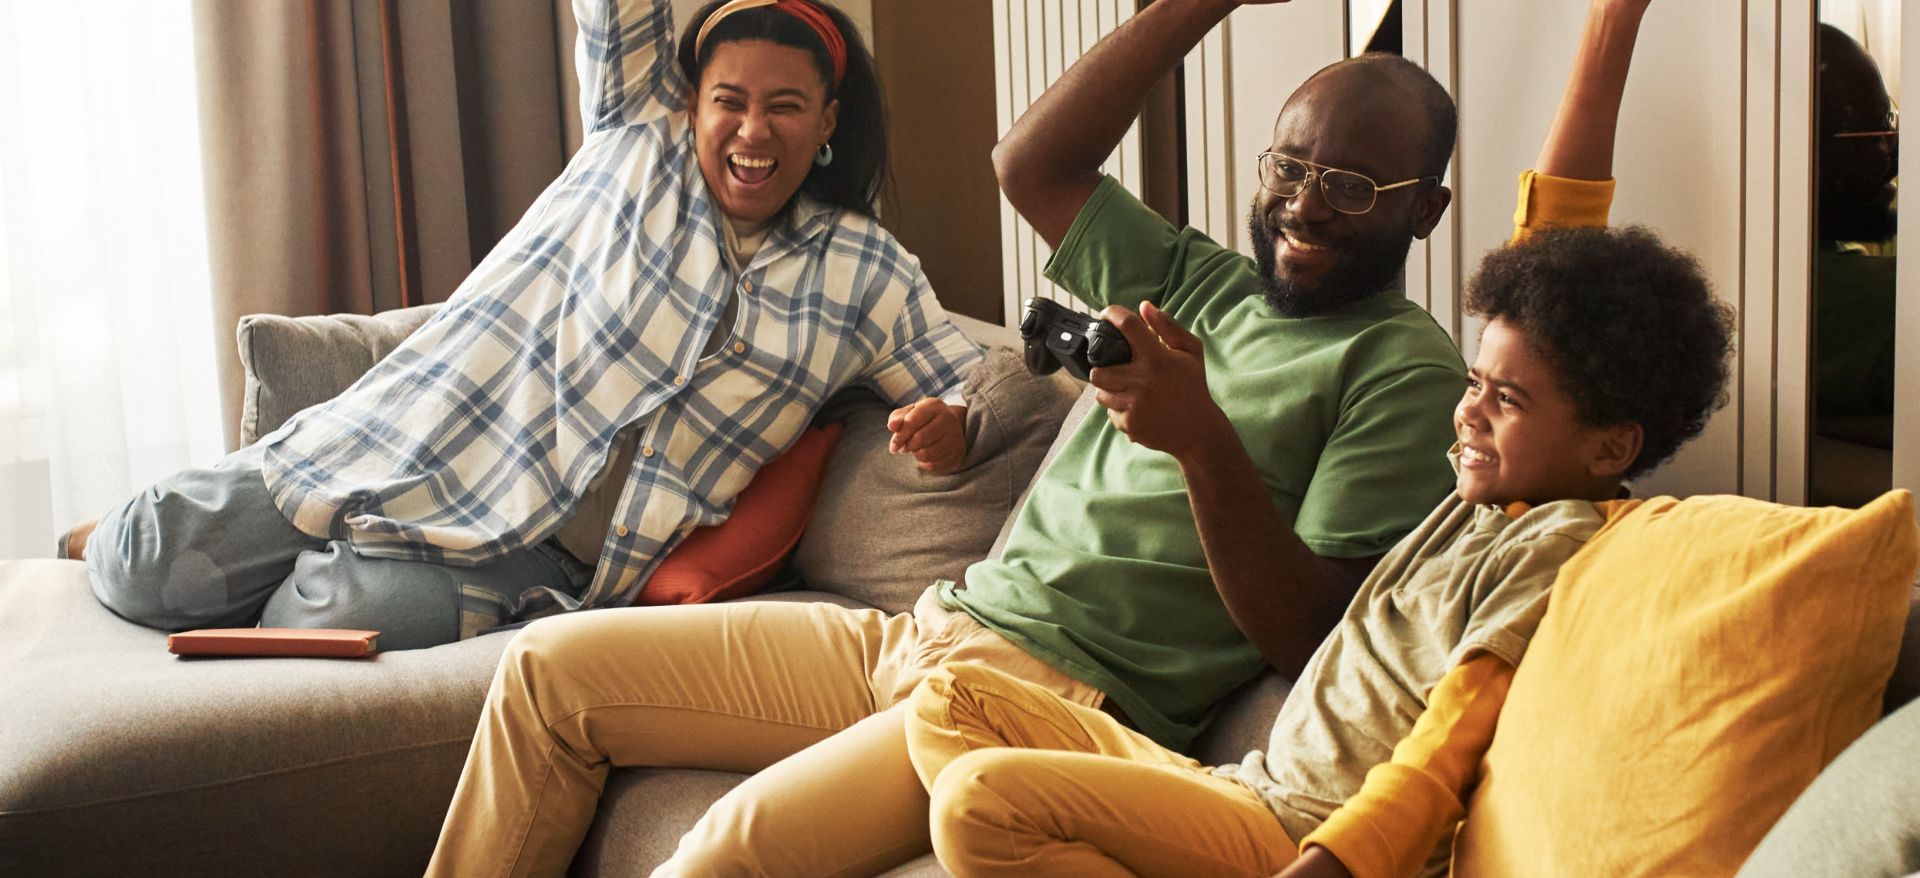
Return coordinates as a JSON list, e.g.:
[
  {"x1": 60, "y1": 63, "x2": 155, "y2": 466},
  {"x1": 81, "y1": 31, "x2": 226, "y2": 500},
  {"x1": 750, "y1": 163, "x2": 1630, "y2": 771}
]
[{"x1": 66, "y1": 0, "x2": 981, "y2": 650}]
